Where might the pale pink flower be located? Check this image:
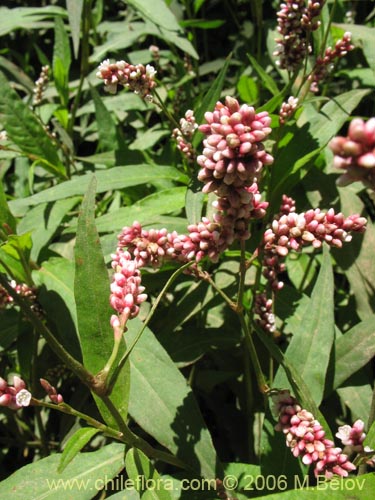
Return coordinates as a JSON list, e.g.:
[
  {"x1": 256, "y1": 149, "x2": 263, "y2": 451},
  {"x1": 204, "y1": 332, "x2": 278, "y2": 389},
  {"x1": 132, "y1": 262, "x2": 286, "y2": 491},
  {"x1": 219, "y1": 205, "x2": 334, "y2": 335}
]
[{"x1": 0, "y1": 376, "x2": 31, "y2": 410}]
